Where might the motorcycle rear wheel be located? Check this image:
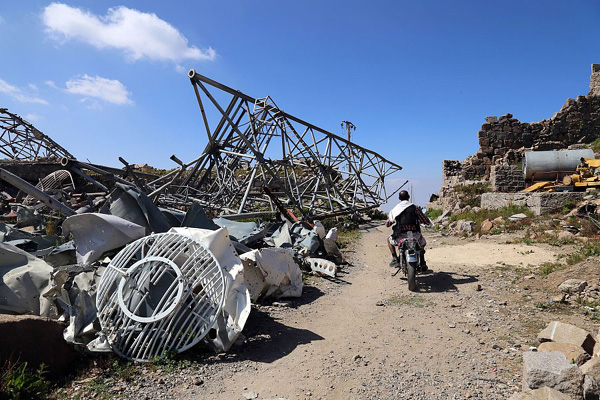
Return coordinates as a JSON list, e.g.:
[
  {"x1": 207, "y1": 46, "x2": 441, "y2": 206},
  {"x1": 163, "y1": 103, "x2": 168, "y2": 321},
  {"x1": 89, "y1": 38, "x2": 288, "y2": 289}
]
[{"x1": 407, "y1": 261, "x2": 417, "y2": 292}]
